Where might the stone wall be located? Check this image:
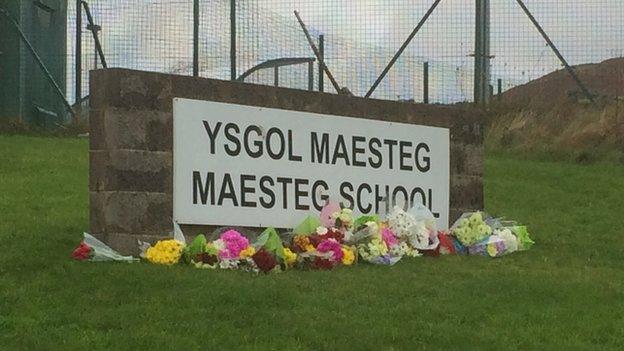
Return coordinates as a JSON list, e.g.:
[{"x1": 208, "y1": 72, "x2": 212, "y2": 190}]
[{"x1": 90, "y1": 68, "x2": 484, "y2": 255}]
